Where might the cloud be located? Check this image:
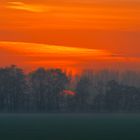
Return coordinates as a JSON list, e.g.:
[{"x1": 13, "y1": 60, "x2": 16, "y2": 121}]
[
  {"x1": 1, "y1": 1, "x2": 139, "y2": 31},
  {"x1": 6, "y1": 1, "x2": 47, "y2": 12},
  {"x1": 0, "y1": 41, "x2": 112, "y2": 58},
  {"x1": 0, "y1": 41, "x2": 140, "y2": 73},
  {"x1": 0, "y1": 41, "x2": 113, "y2": 71},
  {"x1": 1, "y1": 41, "x2": 140, "y2": 62}
]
